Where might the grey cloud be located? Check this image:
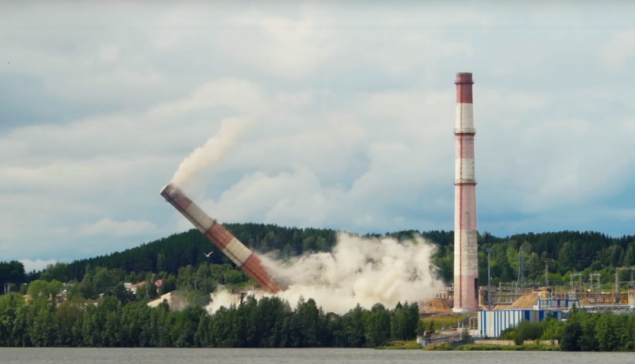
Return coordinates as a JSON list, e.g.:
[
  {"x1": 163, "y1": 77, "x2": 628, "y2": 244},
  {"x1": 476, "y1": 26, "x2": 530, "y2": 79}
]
[
  {"x1": 0, "y1": 73, "x2": 114, "y2": 132},
  {"x1": 79, "y1": 218, "x2": 158, "y2": 237},
  {"x1": 19, "y1": 259, "x2": 57, "y2": 273}
]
